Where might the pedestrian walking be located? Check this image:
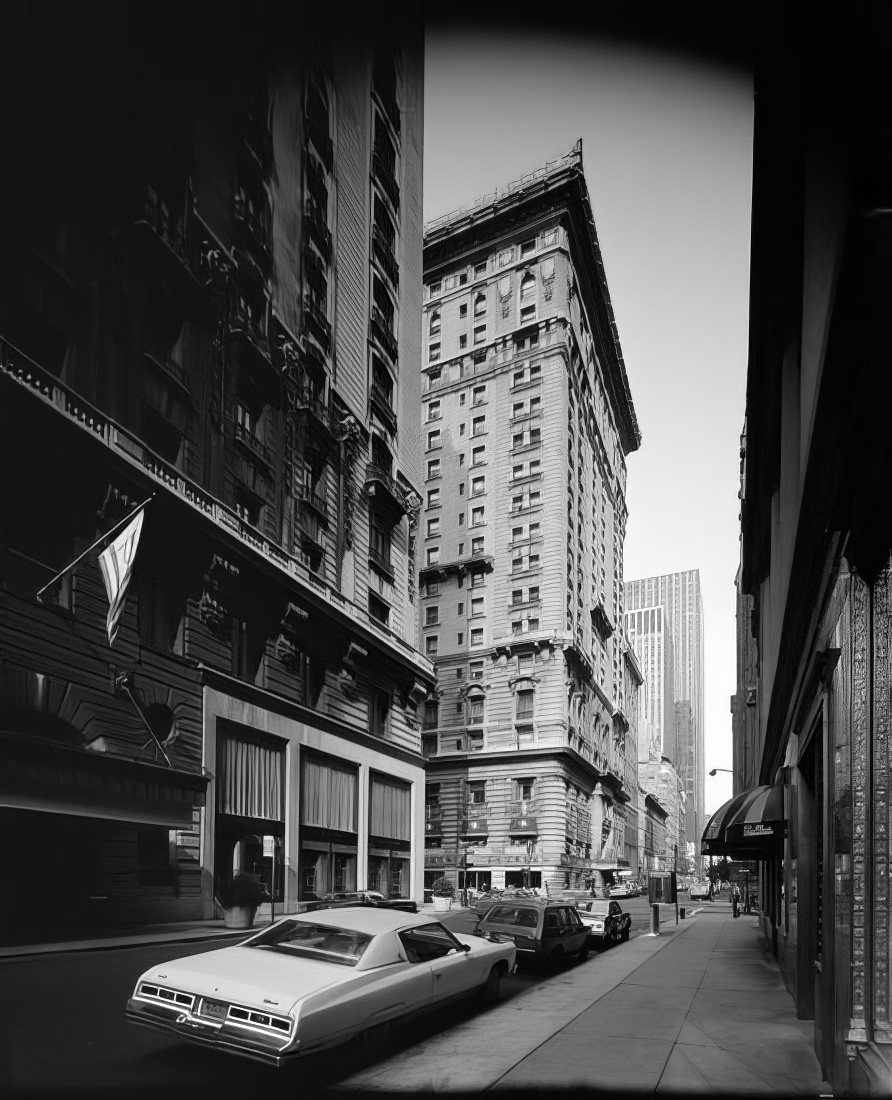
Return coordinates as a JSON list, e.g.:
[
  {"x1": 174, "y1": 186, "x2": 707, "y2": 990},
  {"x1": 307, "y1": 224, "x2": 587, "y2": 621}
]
[{"x1": 731, "y1": 882, "x2": 741, "y2": 918}]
